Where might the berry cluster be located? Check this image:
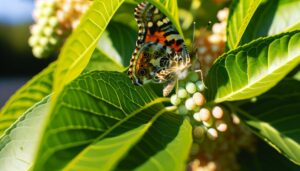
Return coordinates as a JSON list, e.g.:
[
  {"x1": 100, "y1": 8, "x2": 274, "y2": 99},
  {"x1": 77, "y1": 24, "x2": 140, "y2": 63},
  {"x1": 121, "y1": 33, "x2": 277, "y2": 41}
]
[
  {"x1": 185, "y1": 7, "x2": 257, "y2": 171},
  {"x1": 188, "y1": 114, "x2": 256, "y2": 171},
  {"x1": 170, "y1": 72, "x2": 229, "y2": 140},
  {"x1": 29, "y1": 0, "x2": 91, "y2": 58}
]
